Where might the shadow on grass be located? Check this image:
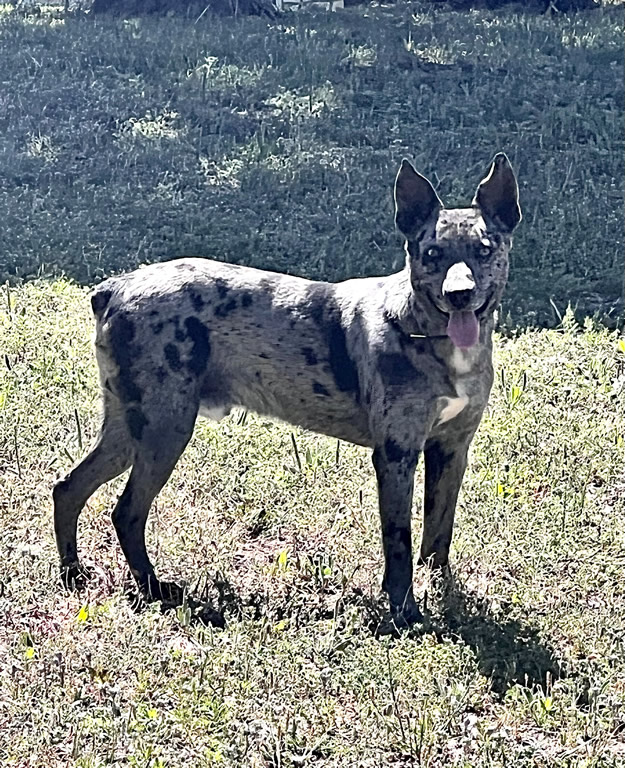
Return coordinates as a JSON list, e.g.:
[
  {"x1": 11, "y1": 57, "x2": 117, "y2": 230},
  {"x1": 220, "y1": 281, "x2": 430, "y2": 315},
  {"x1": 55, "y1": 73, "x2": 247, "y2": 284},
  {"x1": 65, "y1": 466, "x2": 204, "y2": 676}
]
[
  {"x1": 431, "y1": 580, "x2": 563, "y2": 696},
  {"x1": 349, "y1": 578, "x2": 563, "y2": 696},
  {"x1": 122, "y1": 568, "x2": 562, "y2": 696}
]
